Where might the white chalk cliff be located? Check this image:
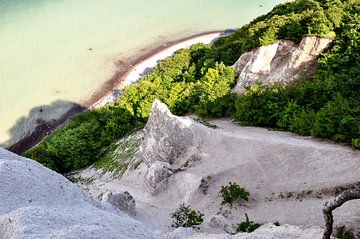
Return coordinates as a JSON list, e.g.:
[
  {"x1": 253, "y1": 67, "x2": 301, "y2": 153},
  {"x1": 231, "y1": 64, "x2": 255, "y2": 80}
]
[
  {"x1": 0, "y1": 148, "x2": 155, "y2": 239},
  {"x1": 233, "y1": 36, "x2": 333, "y2": 94}
]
